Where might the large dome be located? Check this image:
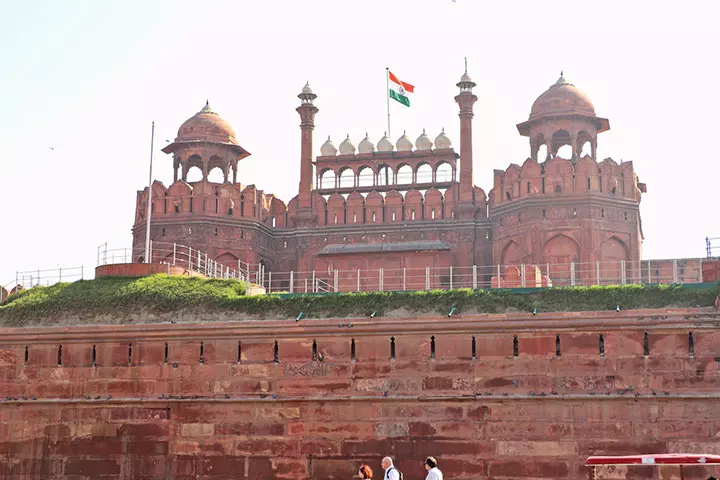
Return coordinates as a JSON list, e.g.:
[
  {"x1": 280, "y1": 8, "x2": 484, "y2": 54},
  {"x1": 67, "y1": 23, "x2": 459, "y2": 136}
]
[
  {"x1": 176, "y1": 101, "x2": 238, "y2": 144},
  {"x1": 529, "y1": 74, "x2": 595, "y2": 120}
]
